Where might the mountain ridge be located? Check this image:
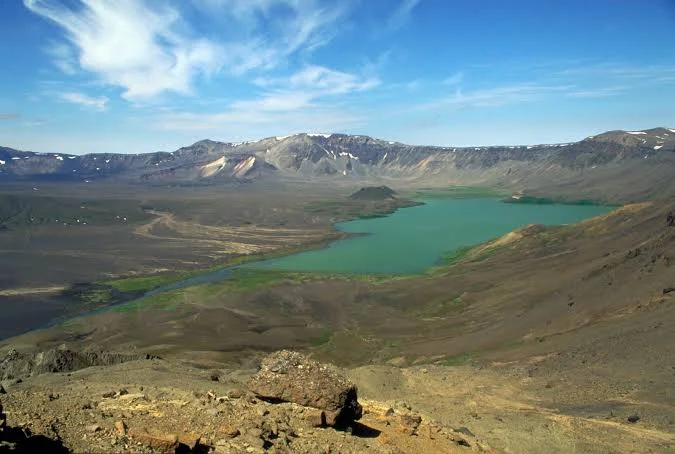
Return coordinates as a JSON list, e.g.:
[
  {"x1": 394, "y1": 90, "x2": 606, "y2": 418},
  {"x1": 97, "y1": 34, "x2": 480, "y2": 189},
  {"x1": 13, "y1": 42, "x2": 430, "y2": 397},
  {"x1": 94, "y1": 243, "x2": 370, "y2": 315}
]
[{"x1": 2, "y1": 127, "x2": 675, "y2": 202}]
